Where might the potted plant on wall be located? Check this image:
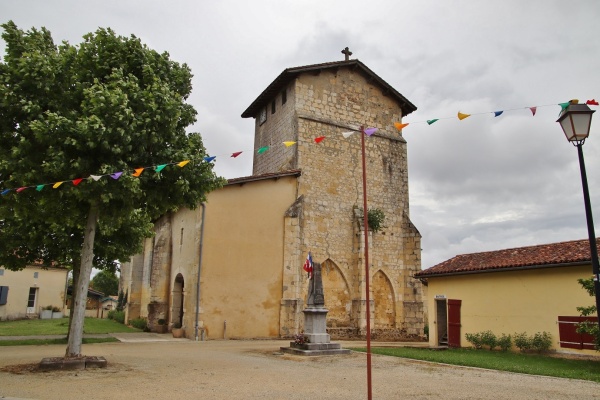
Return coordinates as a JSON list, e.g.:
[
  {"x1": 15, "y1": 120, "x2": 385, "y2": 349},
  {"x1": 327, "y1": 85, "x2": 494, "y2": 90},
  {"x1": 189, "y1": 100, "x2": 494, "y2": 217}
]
[
  {"x1": 51, "y1": 306, "x2": 63, "y2": 319},
  {"x1": 40, "y1": 305, "x2": 53, "y2": 320},
  {"x1": 171, "y1": 322, "x2": 185, "y2": 338}
]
